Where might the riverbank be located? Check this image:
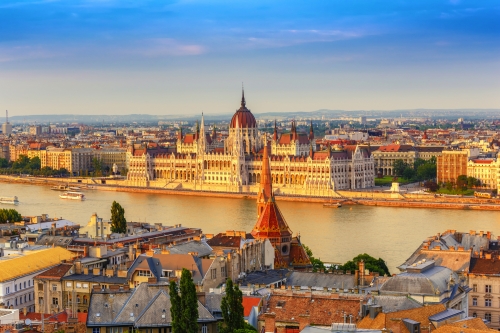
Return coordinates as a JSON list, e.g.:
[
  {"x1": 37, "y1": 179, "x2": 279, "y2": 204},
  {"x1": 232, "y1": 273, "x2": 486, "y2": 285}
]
[{"x1": 2, "y1": 175, "x2": 500, "y2": 210}]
